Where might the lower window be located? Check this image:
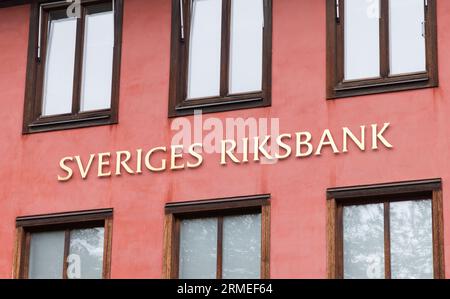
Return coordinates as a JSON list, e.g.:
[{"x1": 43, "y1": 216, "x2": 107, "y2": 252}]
[
  {"x1": 327, "y1": 179, "x2": 444, "y2": 279},
  {"x1": 163, "y1": 195, "x2": 270, "y2": 279},
  {"x1": 14, "y1": 209, "x2": 113, "y2": 279}
]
